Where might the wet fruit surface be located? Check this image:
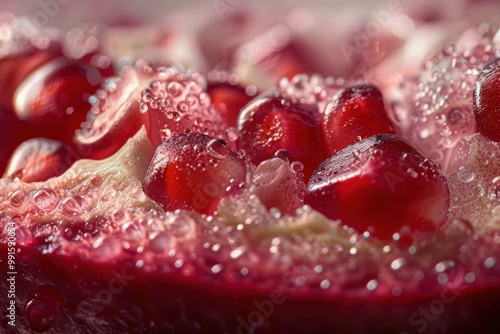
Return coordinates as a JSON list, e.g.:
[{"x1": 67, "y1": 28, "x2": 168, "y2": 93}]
[{"x1": 0, "y1": 2, "x2": 500, "y2": 334}]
